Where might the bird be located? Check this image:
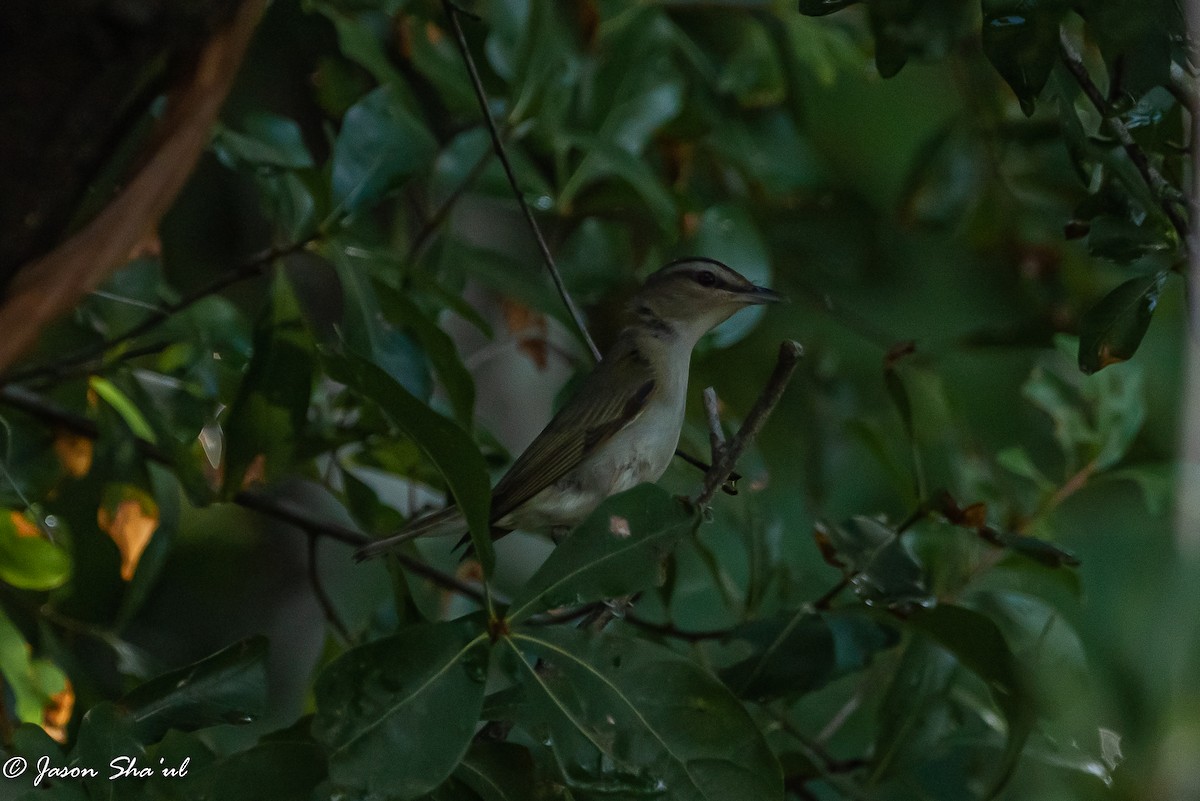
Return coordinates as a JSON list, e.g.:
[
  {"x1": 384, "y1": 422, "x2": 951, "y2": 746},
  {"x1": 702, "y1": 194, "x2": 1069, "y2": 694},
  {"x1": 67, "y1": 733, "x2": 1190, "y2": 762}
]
[{"x1": 354, "y1": 257, "x2": 782, "y2": 561}]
